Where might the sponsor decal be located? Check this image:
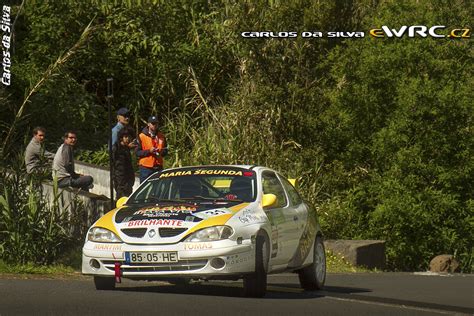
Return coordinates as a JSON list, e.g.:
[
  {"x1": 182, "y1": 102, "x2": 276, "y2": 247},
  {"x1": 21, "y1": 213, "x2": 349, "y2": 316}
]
[
  {"x1": 194, "y1": 170, "x2": 243, "y2": 176},
  {"x1": 160, "y1": 169, "x2": 244, "y2": 178},
  {"x1": 127, "y1": 219, "x2": 184, "y2": 227},
  {"x1": 93, "y1": 244, "x2": 122, "y2": 251},
  {"x1": 159, "y1": 170, "x2": 193, "y2": 177},
  {"x1": 184, "y1": 242, "x2": 213, "y2": 250},
  {"x1": 134, "y1": 206, "x2": 196, "y2": 217},
  {"x1": 238, "y1": 209, "x2": 265, "y2": 224},
  {"x1": 288, "y1": 205, "x2": 318, "y2": 267},
  {"x1": 271, "y1": 227, "x2": 278, "y2": 258},
  {"x1": 227, "y1": 254, "x2": 251, "y2": 265}
]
